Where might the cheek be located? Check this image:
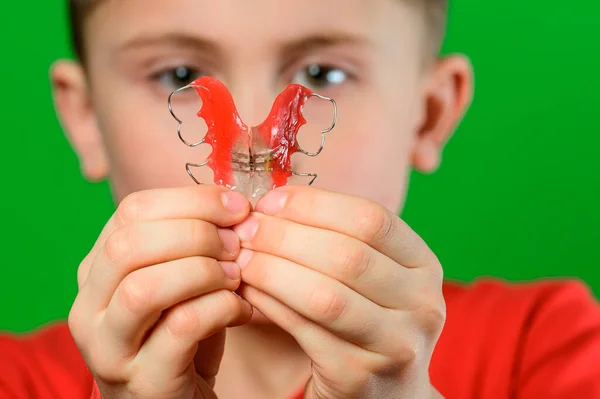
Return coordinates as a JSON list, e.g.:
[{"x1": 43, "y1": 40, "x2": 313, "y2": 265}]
[
  {"x1": 306, "y1": 99, "x2": 415, "y2": 212},
  {"x1": 94, "y1": 85, "x2": 203, "y2": 201}
]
